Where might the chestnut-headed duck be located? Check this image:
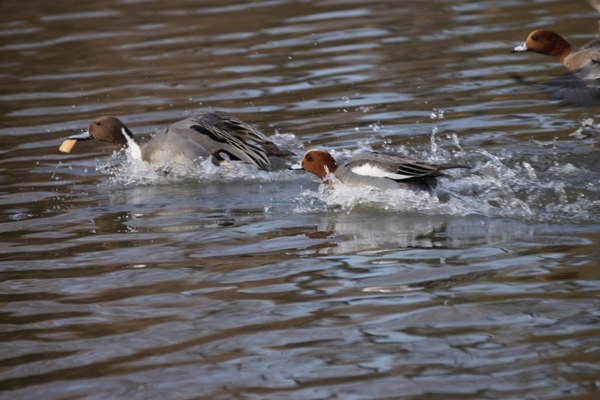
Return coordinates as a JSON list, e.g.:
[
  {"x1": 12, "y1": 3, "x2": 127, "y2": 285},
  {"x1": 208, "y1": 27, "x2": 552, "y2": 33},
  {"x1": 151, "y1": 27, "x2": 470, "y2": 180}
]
[
  {"x1": 59, "y1": 112, "x2": 294, "y2": 170},
  {"x1": 511, "y1": 29, "x2": 600, "y2": 70},
  {"x1": 289, "y1": 149, "x2": 470, "y2": 193}
]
